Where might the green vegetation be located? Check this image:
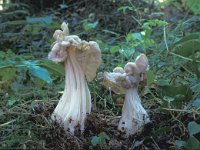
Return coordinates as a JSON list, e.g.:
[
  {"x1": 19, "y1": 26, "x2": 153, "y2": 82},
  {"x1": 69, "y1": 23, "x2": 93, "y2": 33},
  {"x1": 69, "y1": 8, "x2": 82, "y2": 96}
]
[{"x1": 0, "y1": 0, "x2": 199, "y2": 149}]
